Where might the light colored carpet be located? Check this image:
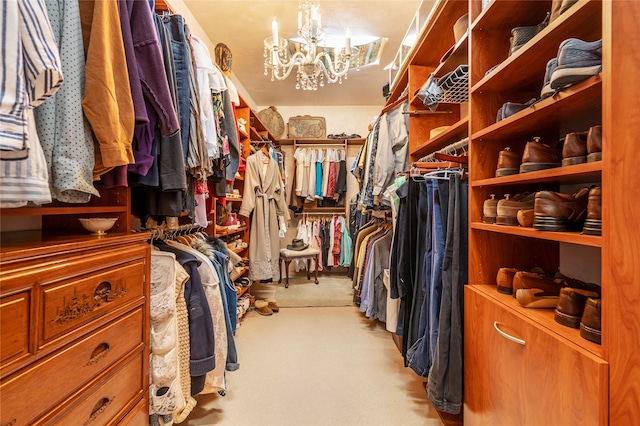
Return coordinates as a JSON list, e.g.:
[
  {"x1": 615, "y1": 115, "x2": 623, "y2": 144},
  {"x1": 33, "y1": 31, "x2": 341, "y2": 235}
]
[
  {"x1": 274, "y1": 273, "x2": 355, "y2": 308},
  {"x1": 182, "y1": 303, "x2": 444, "y2": 426}
]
